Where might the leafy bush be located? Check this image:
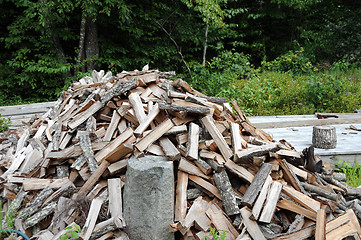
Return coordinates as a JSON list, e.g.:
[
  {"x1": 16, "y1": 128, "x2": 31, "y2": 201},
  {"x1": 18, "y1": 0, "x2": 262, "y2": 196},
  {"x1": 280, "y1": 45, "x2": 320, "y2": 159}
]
[
  {"x1": 185, "y1": 50, "x2": 253, "y2": 100},
  {"x1": 60, "y1": 224, "x2": 81, "y2": 240},
  {"x1": 262, "y1": 47, "x2": 317, "y2": 75},
  {"x1": 203, "y1": 226, "x2": 228, "y2": 240},
  {"x1": 0, "y1": 114, "x2": 10, "y2": 133},
  {"x1": 335, "y1": 161, "x2": 361, "y2": 188}
]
